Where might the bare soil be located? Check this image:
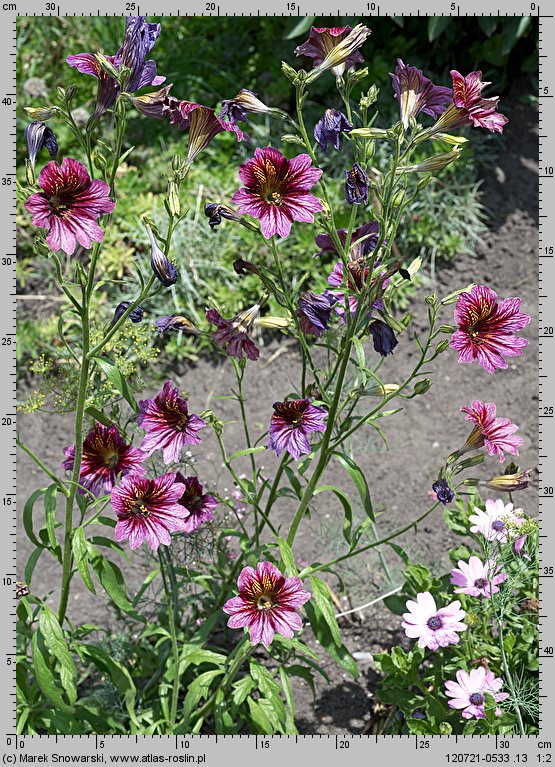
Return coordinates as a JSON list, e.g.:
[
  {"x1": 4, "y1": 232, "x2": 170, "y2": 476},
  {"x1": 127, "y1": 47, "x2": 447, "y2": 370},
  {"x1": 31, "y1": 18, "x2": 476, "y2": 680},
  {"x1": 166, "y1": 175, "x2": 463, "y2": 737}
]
[{"x1": 17, "y1": 87, "x2": 538, "y2": 734}]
